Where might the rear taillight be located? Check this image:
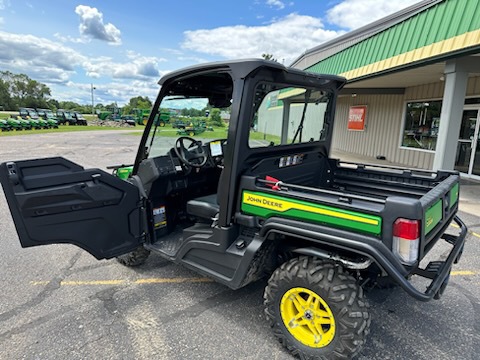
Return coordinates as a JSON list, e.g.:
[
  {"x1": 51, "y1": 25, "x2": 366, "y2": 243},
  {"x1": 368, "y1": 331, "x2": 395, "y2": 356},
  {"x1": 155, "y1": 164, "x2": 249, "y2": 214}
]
[{"x1": 393, "y1": 218, "x2": 420, "y2": 265}]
